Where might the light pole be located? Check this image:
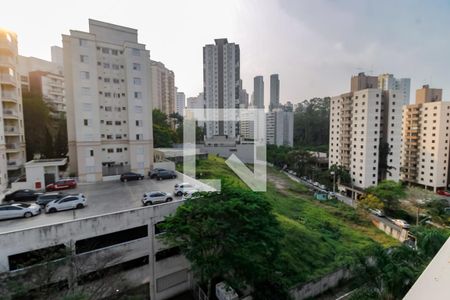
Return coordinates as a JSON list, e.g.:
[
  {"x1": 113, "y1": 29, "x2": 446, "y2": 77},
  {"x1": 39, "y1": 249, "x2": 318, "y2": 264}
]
[{"x1": 330, "y1": 171, "x2": 336, "y2": 193}]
